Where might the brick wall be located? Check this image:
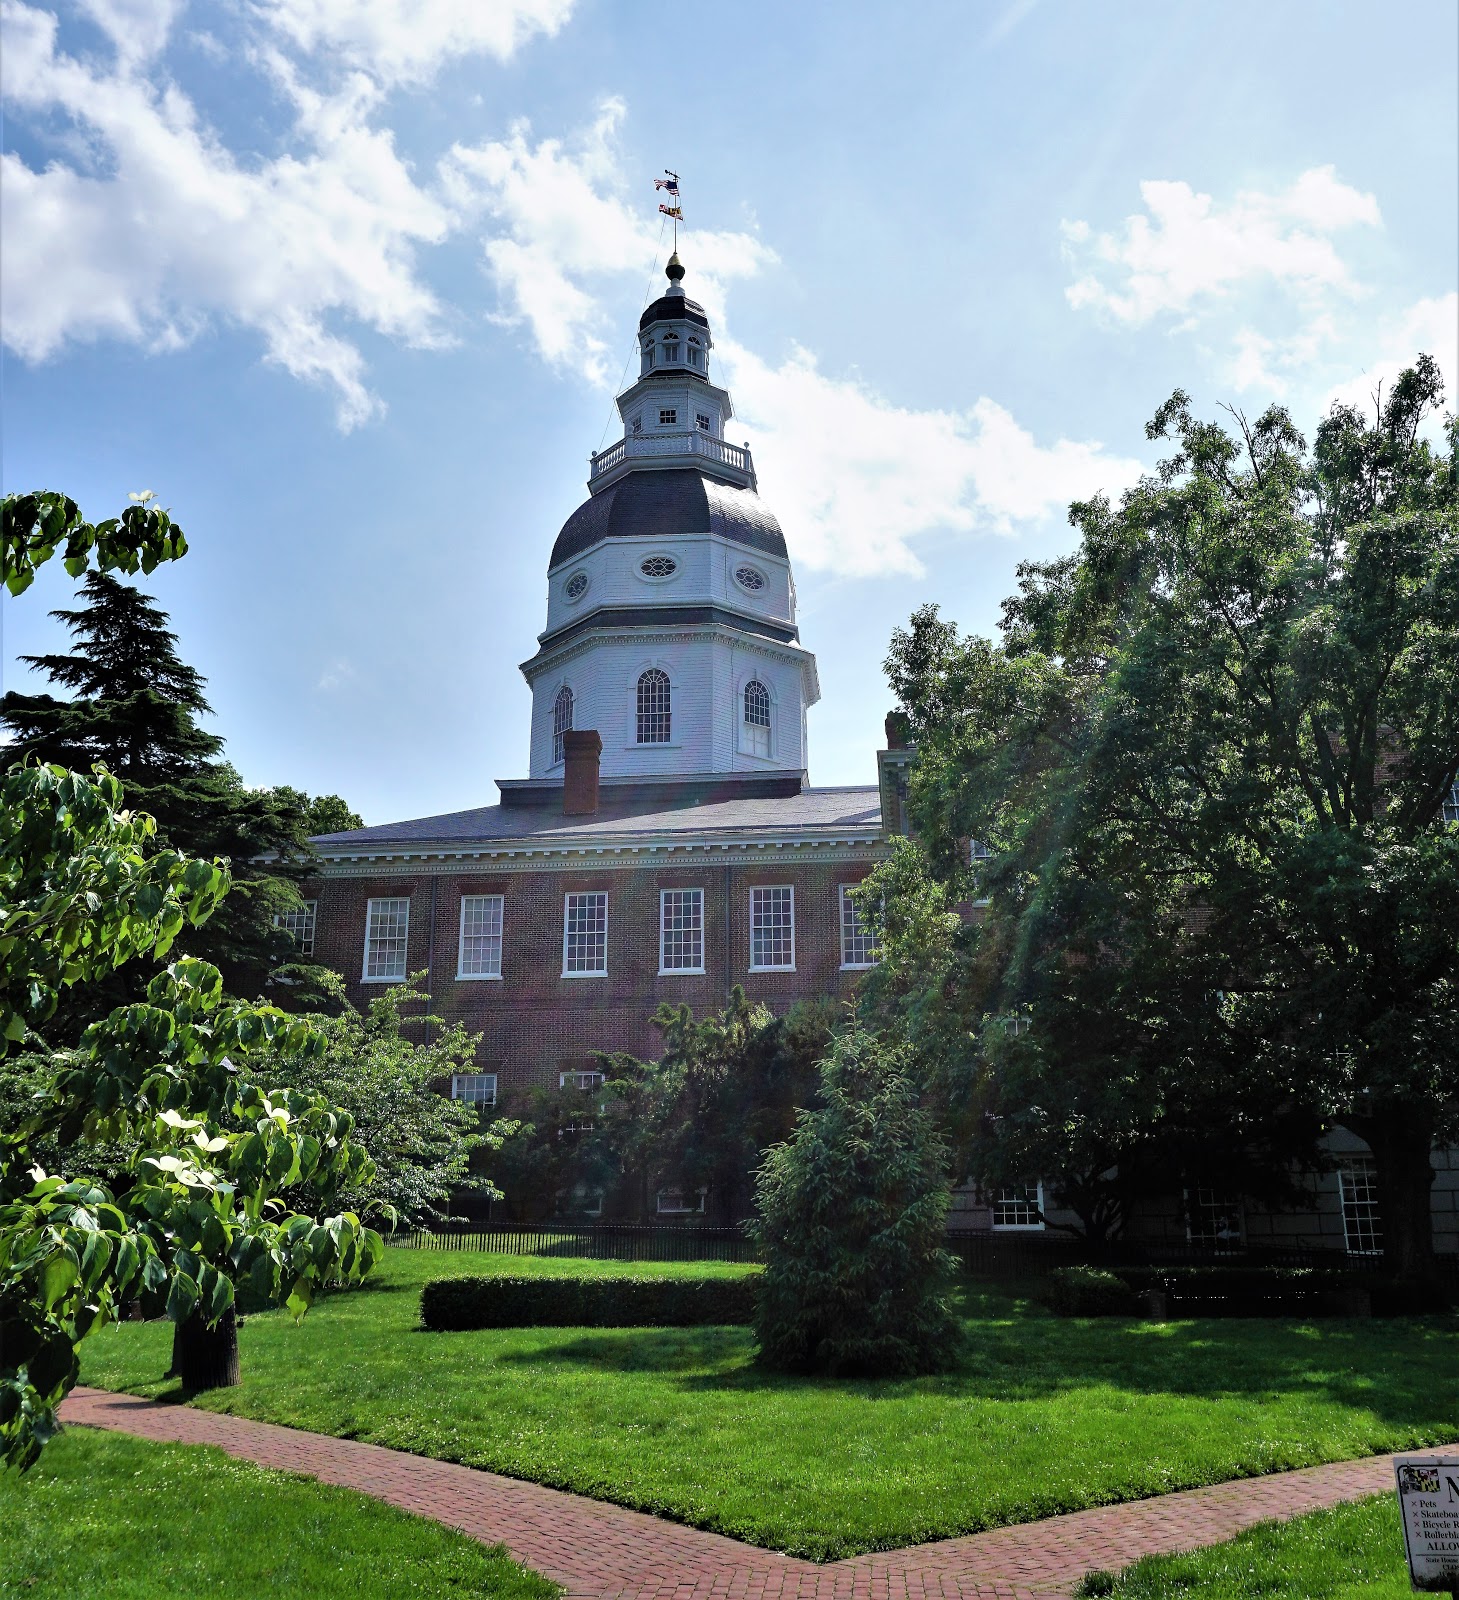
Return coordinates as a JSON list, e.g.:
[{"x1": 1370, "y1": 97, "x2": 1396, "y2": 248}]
[{"x1": 306, "y1": 853, "x2": 881, "y2": 1093}]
